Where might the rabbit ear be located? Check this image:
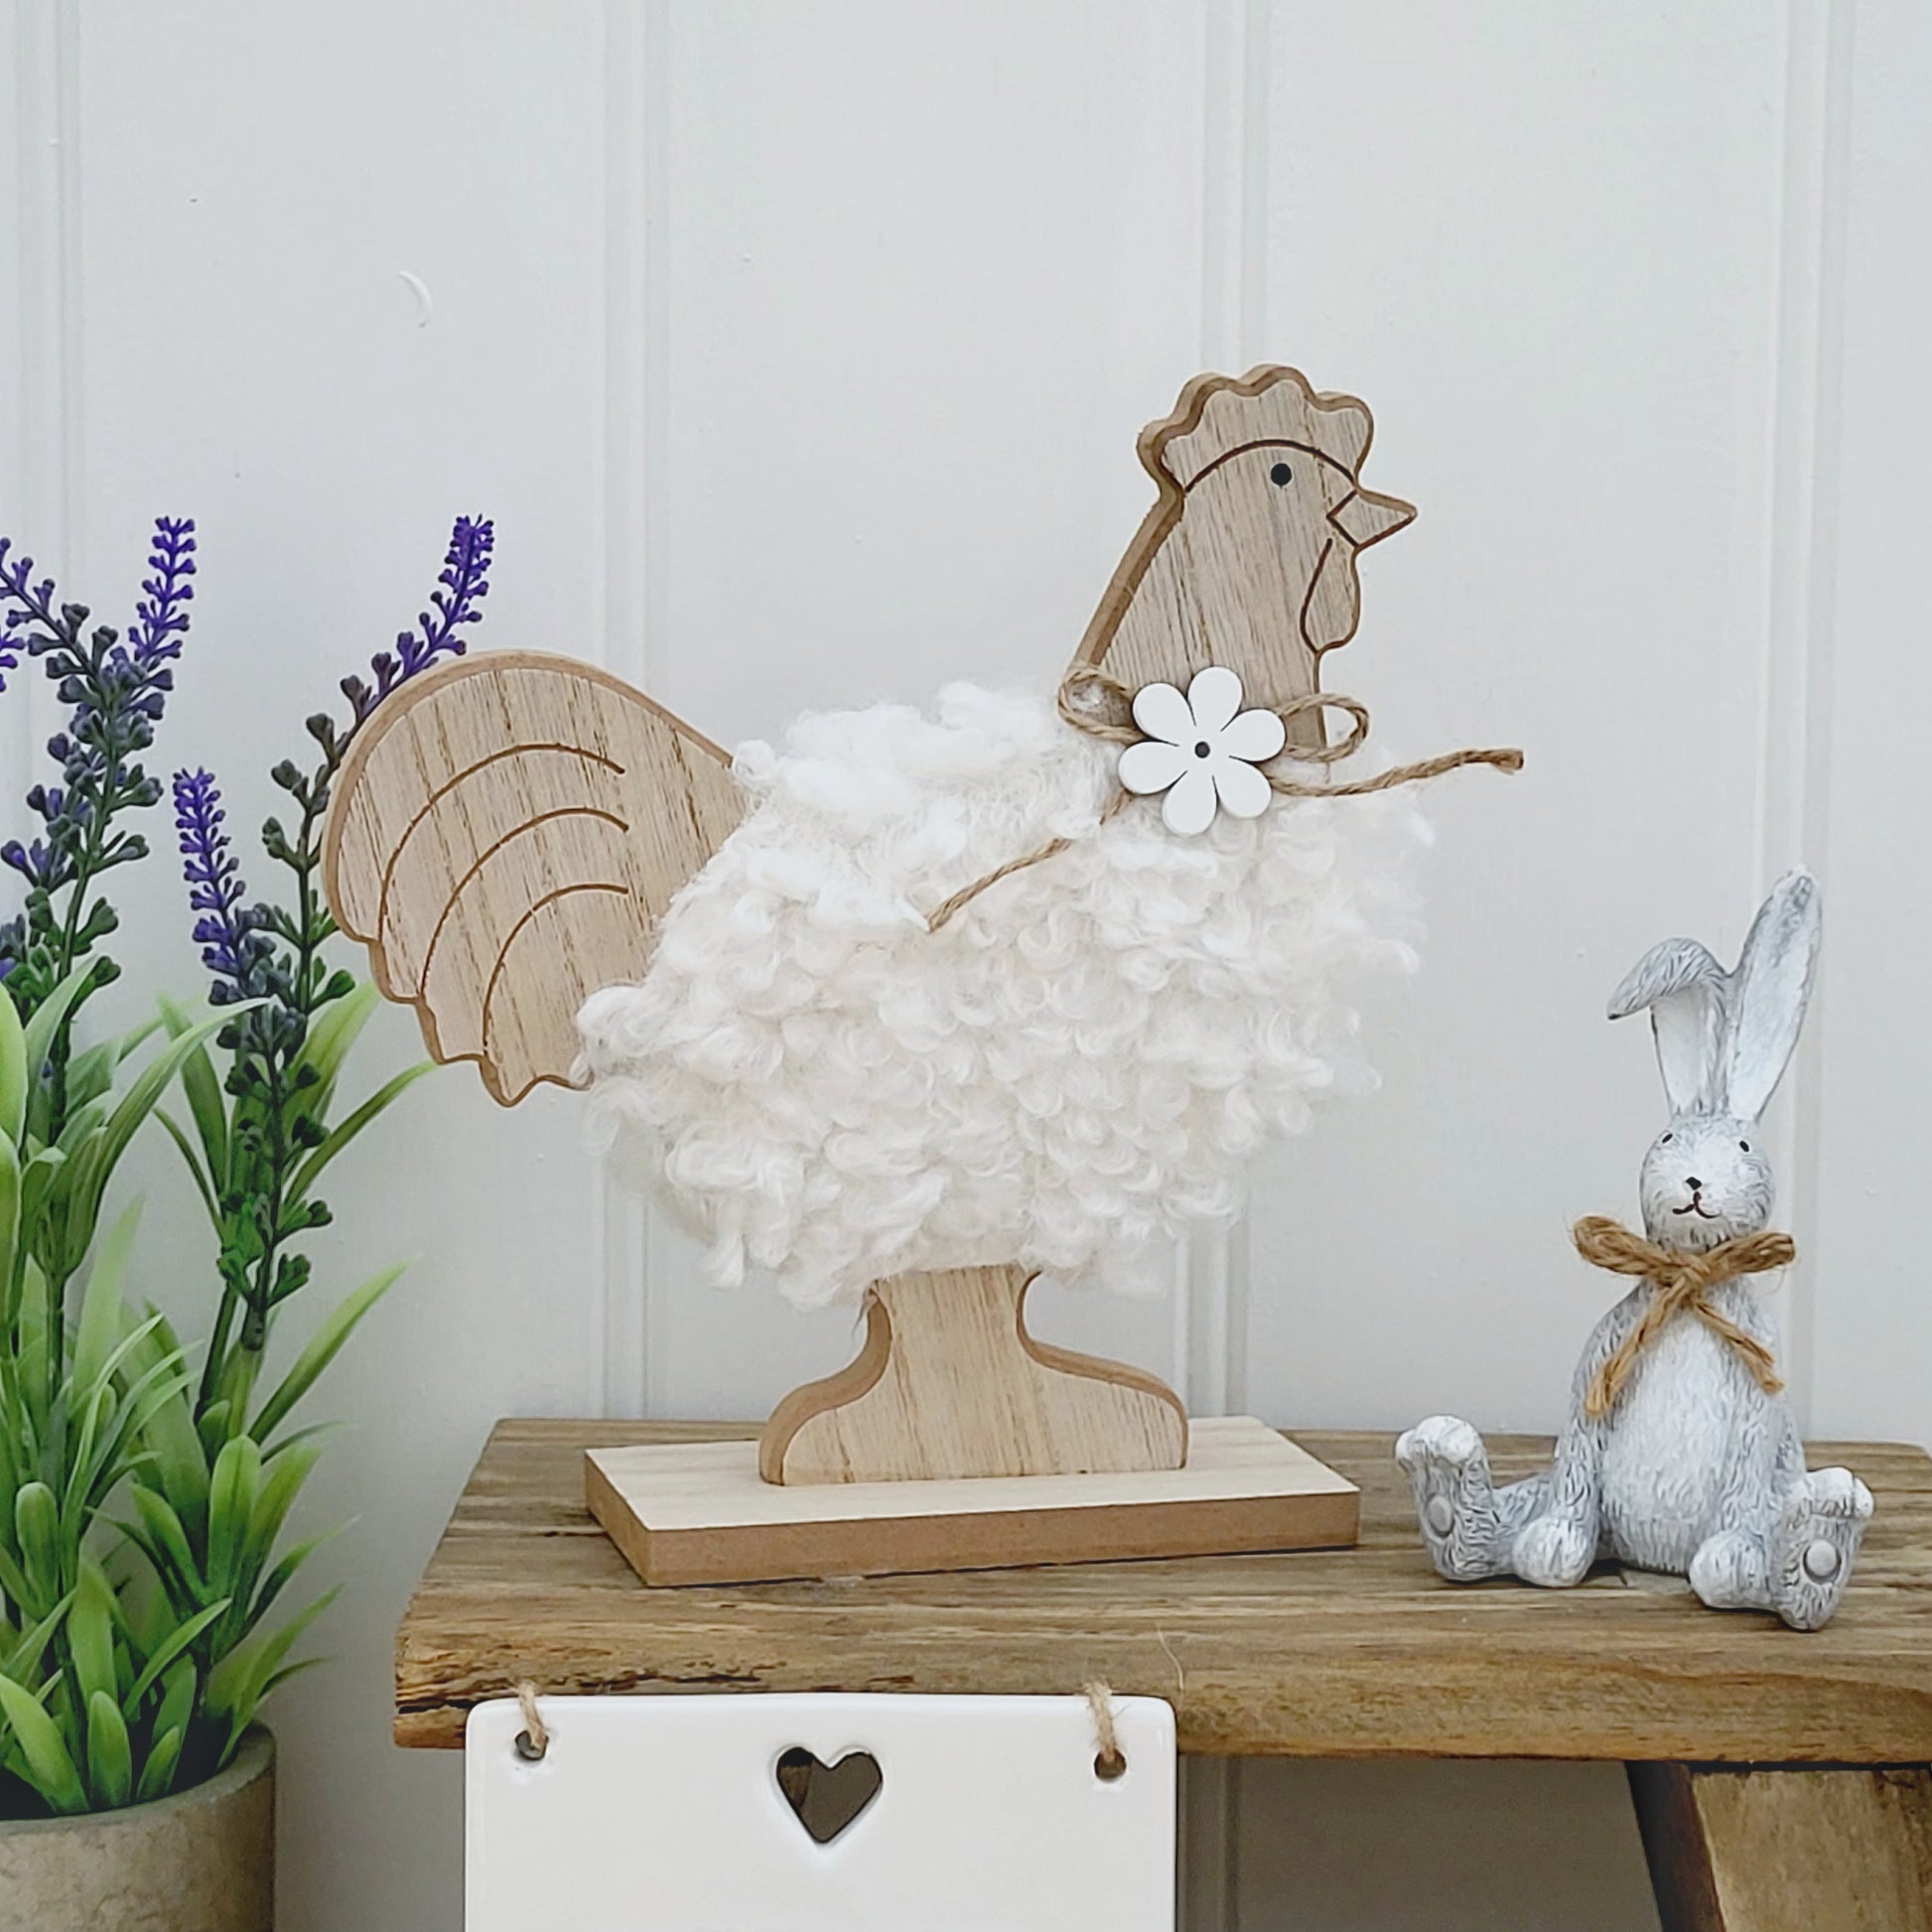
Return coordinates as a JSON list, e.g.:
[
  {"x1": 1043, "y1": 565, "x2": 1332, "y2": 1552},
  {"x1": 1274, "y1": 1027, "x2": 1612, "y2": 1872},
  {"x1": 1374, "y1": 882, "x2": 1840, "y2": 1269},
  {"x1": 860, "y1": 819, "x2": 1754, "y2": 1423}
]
[
  {"x1": 1607, "y1": 937, "x2": 1727, "y2": 1115},
  {"x1": 1723, "y1": 870, "x2": 1822, "y2": 1122}
]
